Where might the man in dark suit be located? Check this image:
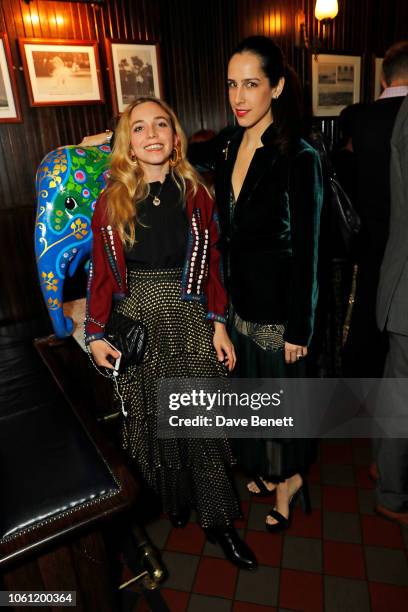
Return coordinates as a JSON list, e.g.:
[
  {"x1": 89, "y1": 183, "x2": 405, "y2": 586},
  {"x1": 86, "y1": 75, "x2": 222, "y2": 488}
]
[
  {"x1": 375, "y1": 93, "x2": 408, "y2": 524},
  {"x1": 343, "y1": 42, "x2": 408, "y2": 378}
]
